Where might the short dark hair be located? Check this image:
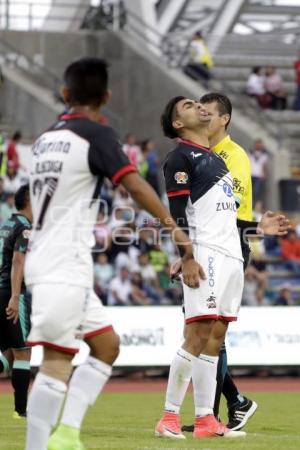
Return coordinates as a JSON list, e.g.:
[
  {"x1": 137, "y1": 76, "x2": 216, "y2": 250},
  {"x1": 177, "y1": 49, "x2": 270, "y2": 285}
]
[
  {"x1": 252, "y1": 66, "x2": 261, "y2": 74},
  {"x1": 200, "y1": 92, "x2": 232, "y2": 129},
  {"x1": 161, "y1": 96, "x2": 185, "y2": 139},
  {"x1": 64, "y1": 57, "x2": 108, "y2": 107},
  {"x1": 14, "y1": 184, "x2": 30, "y2": 211},
  {"x1": 12, "y1": 131, "x2": 22, "y2": 141}
]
